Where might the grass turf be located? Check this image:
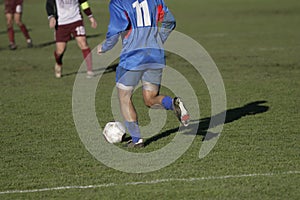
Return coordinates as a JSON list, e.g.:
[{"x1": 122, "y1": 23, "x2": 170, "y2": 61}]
[{"x1": 0, "y1": 0, "x2": 299, "y2": 199}]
